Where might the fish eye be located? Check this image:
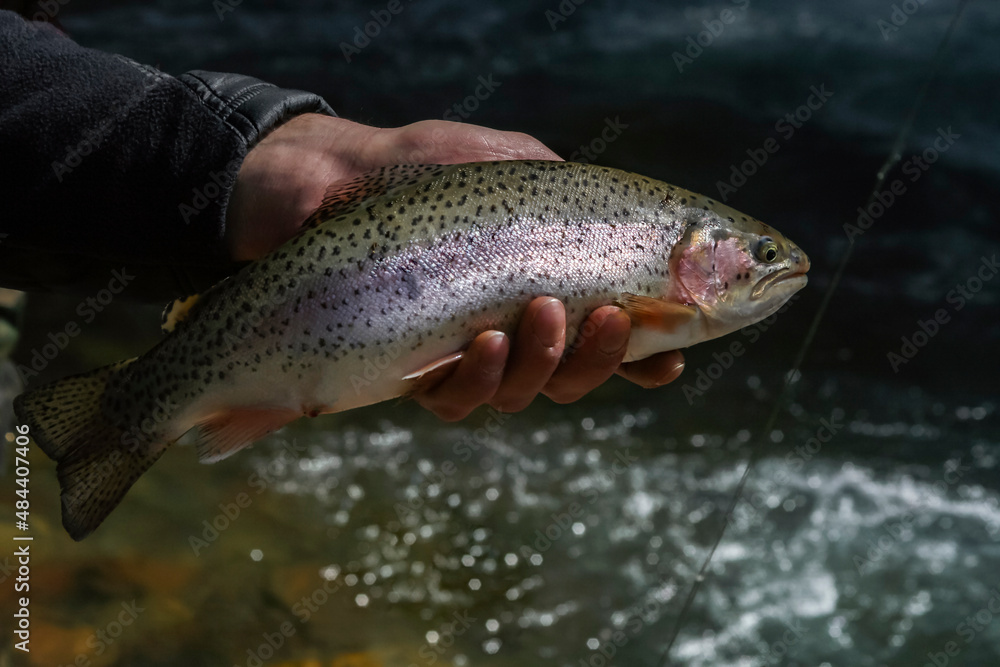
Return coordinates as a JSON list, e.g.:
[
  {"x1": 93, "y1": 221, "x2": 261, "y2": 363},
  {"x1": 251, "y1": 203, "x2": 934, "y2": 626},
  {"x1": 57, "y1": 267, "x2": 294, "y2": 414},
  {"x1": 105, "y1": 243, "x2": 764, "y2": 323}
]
[{"x1": 756, "y1": 238, "x2": 779, "y2": 263}]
